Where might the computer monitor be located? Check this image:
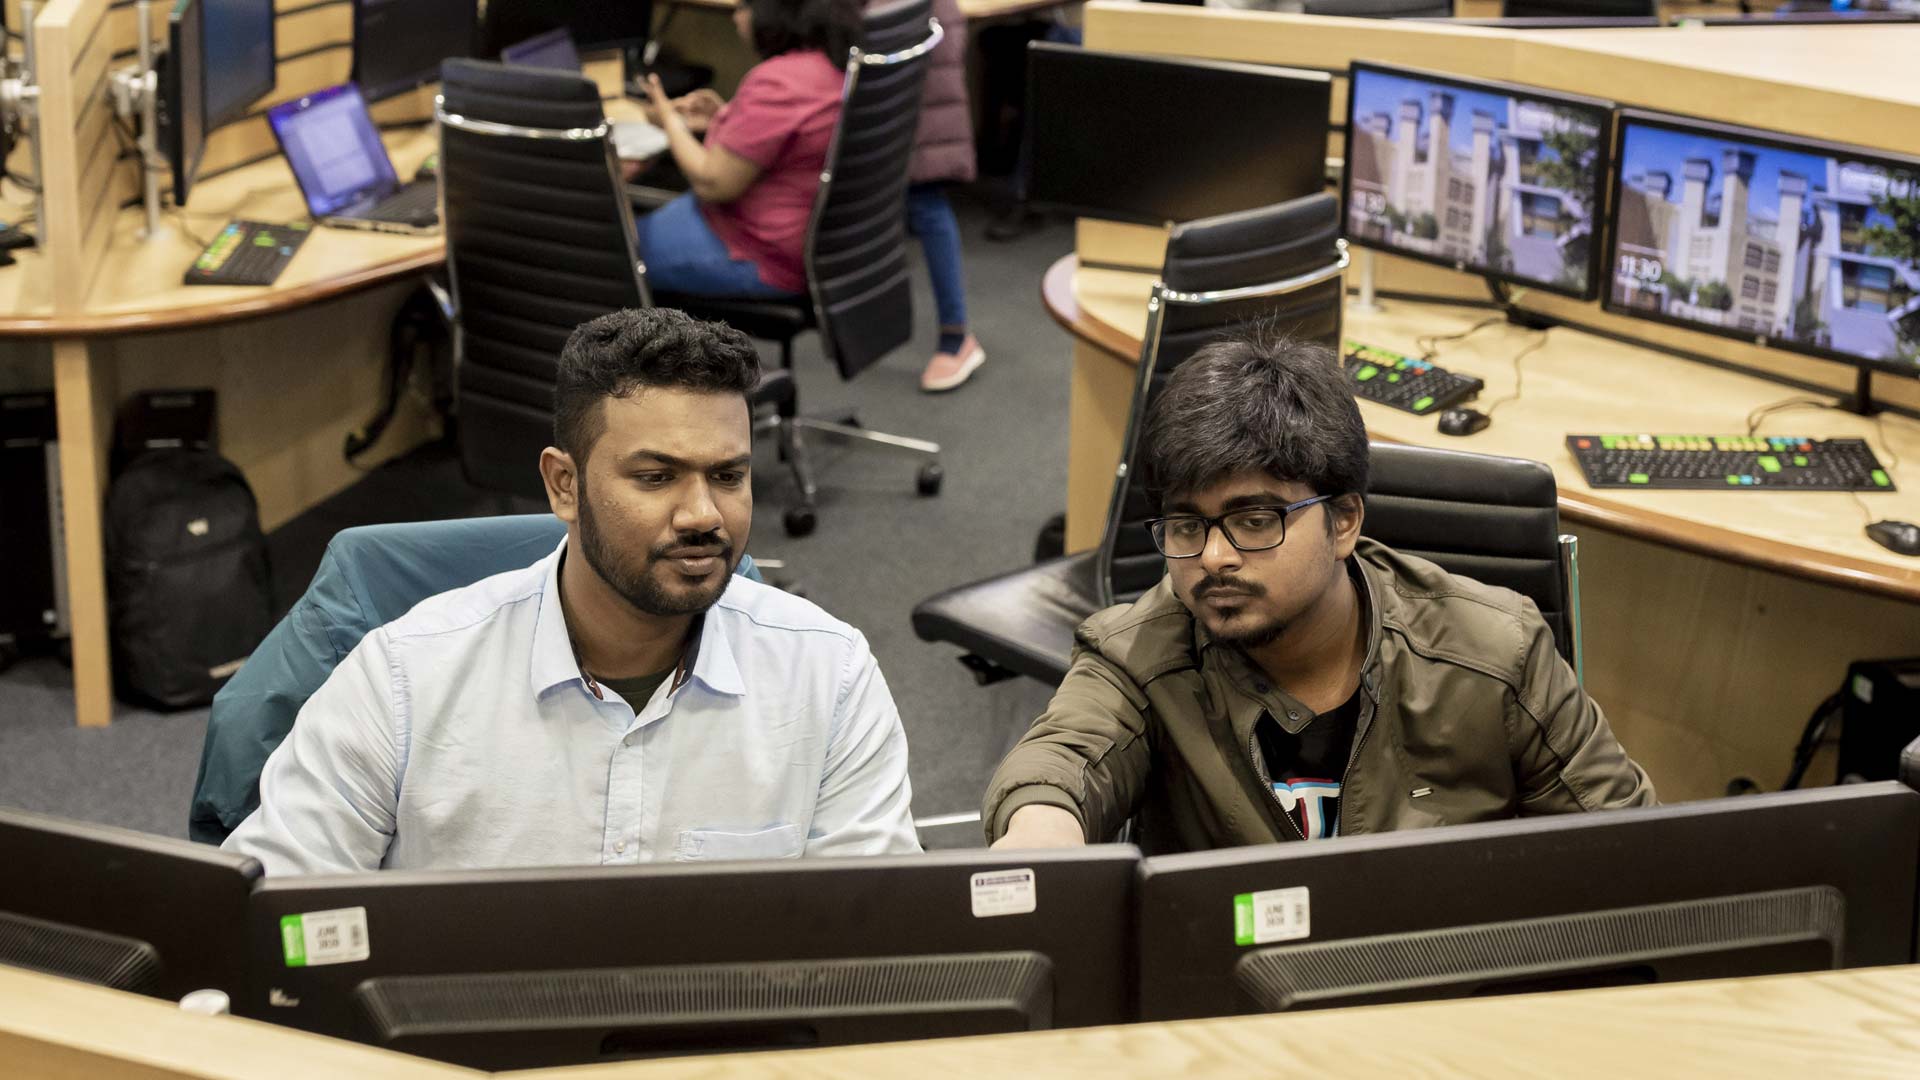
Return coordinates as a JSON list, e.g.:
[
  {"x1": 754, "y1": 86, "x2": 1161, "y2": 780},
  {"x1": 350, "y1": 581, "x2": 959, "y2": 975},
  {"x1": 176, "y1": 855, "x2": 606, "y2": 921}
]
[
  {"x1": 241, "y1": 846, "x2": 1139, "y2": 1069},
  {"x1": 1023, "y1": 44, "x2": 1332, "y2": 228},
  {"x1": 157, "y1": 0, "x2": 207, "y2": 206},
  {"x1": 351, "y1": 0, "x2": 478, "y2": 103},
  {"x1": 501, "y1": 28, "x2": 583, "y2": 72},
  {"x1": 202, "y1": 0, "x2": 276, "y2": 128},
  {"x1": 1342, "y1": 62, "x2": 1615, "y2": 300},
  {"x1": 1135, "y1": 784, "x2": 1920, "y2": 1021},
  {"x1": 1500, "y1": 0, "x2": 1655, "y2": 15},
  {"x1": 1605, "y1": 110, "x2": 1920, "y2": 377},
  {"x1": 481, "y1": 0, "x2": 656, "y2": 56},
  {"x1": 0, "y1": 808, "x2": 262, "y2": 1001}
]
